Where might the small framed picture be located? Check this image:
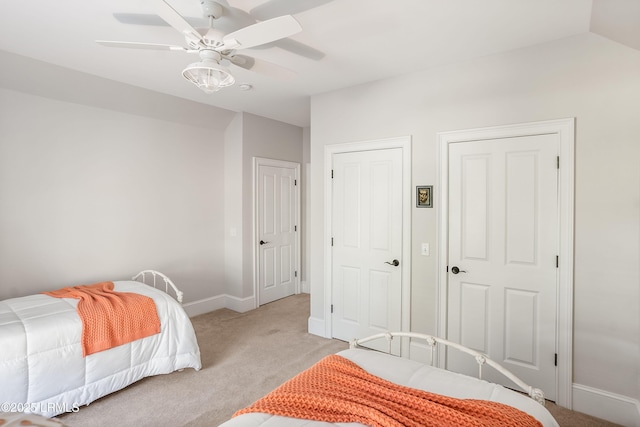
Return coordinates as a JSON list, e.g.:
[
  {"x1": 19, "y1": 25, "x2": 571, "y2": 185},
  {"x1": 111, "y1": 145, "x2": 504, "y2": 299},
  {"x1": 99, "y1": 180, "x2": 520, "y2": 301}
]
[{"x1": 416, "y1": 186, "x2": 433, "y2": 208}]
